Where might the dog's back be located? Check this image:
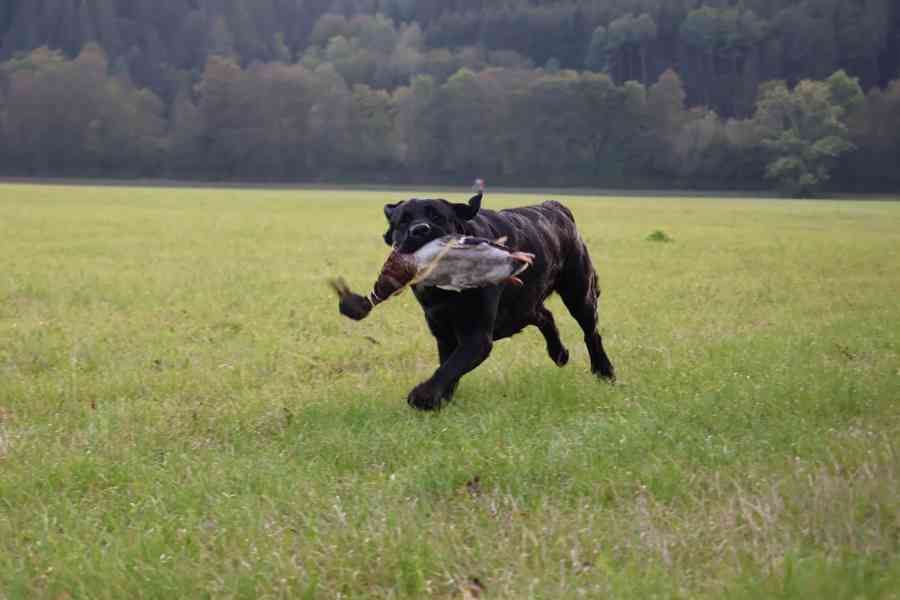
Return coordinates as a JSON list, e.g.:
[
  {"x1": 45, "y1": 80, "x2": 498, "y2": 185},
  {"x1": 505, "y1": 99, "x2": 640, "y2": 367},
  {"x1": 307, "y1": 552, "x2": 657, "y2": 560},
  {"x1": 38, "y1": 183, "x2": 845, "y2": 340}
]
[{"x1": 459, "y1": 201, "x2": 598, "y2": 340}]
